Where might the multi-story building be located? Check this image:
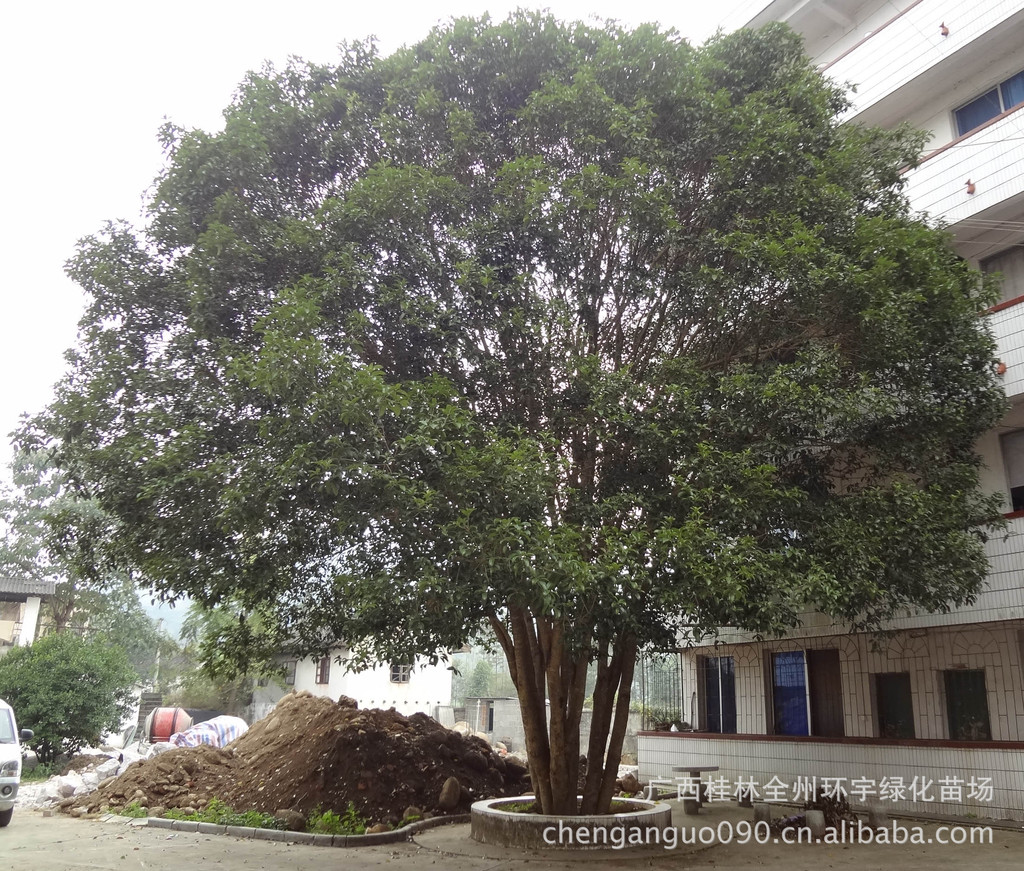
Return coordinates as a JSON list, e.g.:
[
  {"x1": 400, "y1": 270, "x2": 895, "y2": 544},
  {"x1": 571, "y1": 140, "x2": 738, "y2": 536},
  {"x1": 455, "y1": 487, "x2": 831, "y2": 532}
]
[{"x1": 640, "y1": 0, "x2": 1024, "y2": 820}]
